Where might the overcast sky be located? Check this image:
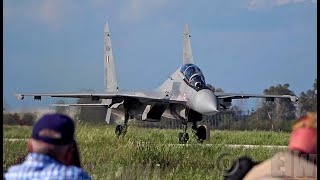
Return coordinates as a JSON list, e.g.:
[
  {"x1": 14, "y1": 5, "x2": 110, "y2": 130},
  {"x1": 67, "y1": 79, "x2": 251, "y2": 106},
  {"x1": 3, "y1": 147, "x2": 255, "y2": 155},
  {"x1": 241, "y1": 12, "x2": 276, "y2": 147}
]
[{"x1": 3, "y1": 0, "x2": 317, "y2": 111}]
